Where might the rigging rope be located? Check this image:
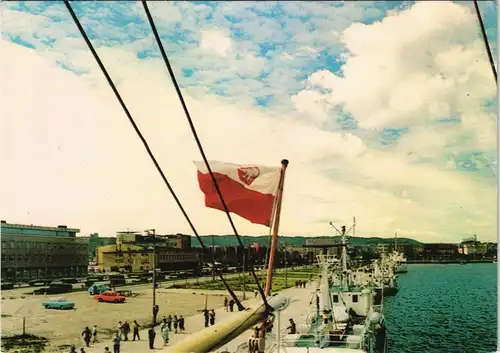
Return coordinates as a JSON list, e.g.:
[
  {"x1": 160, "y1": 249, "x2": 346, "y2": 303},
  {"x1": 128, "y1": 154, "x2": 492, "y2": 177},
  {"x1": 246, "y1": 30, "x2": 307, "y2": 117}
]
[
  {"x1": 473, "y1": 0, "x2": 497, "y2": 83},
  {"x1": 141, "y1": 0, "x2": 270, "y2": 310},
  {"x1": 63, "y1": 0, "x2": 244, "y2": 310}
]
